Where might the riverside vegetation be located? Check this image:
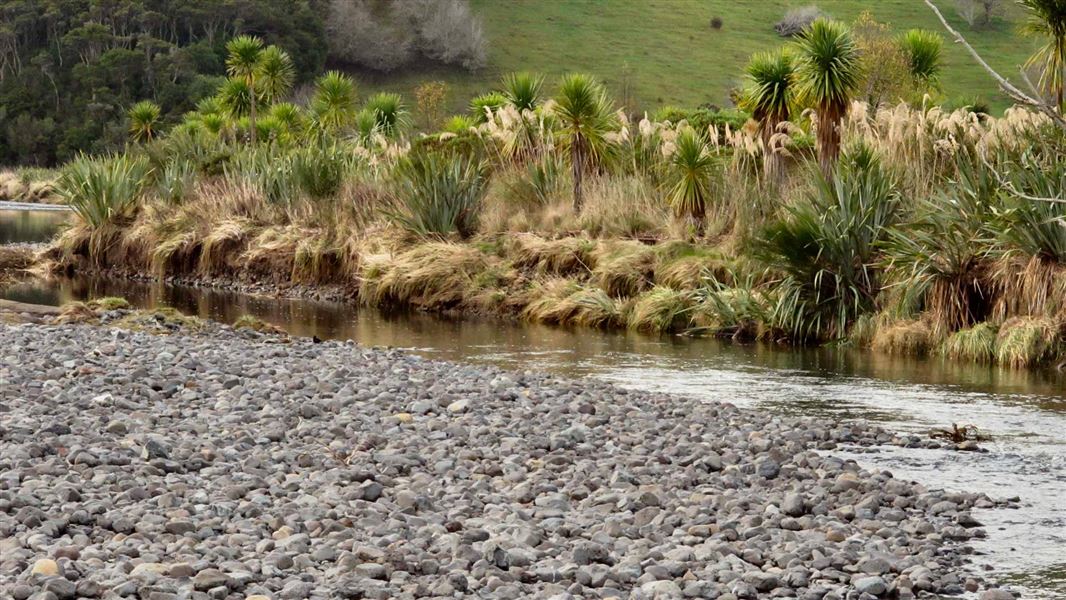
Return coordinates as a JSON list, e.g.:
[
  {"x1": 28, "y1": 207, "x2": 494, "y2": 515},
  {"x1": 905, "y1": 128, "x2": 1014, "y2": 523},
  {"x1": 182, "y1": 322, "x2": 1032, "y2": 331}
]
[{"x1": 28, "y1": 11, "x2": 1066, "y2": 371}]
